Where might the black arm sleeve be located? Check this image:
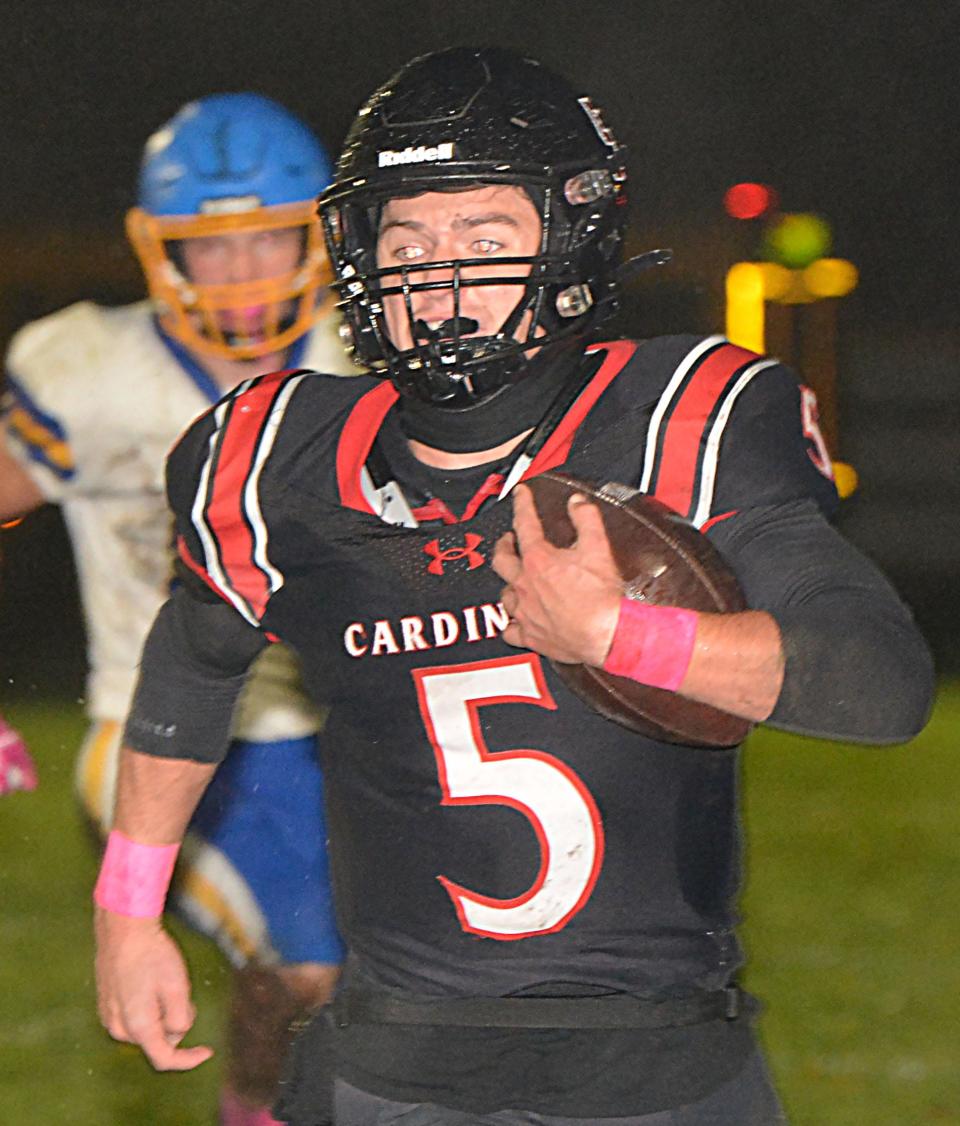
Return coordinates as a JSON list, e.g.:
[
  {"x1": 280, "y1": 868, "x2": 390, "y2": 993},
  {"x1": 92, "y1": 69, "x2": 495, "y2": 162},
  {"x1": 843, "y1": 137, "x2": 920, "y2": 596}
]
[
  {"x1": 123, "y1": 583, "x2": 269, "y2": 762},
  {"x1": 708, "y1": 500, "x2": 935, "y2": 744}
]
